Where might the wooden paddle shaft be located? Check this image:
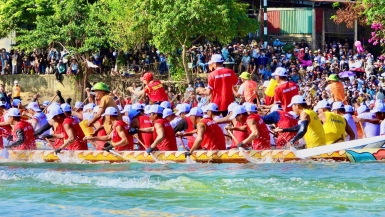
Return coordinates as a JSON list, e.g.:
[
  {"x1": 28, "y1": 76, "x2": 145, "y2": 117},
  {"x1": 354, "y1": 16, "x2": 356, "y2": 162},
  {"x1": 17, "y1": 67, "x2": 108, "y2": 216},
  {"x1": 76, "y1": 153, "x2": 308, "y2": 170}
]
[
  {"x1": 76, "y1": 97, "x2": 89, "y2": 112},
  {"x1": 42, "y1": 95, "x2": 58, "y2": 113},
  {"x1": 133, "y1": 135, "x2": 147, "y2": 149},
  {"x1": 227, "y1": 129, "x2": 239, "y2": 144},
  {"x1": 178, "y1": 136, "x2": 187, "y2": 151},
  {"x1": 358, "y1": 121, "x2": 367, "y2": 138}
]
